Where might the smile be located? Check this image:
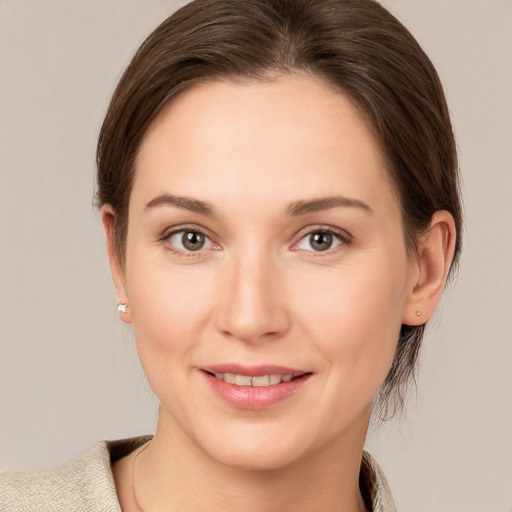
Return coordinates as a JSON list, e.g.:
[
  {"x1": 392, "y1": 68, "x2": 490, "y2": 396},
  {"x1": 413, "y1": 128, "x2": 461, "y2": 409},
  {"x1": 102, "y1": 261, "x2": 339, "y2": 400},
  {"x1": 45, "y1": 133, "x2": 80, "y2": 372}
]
[
  {"x1": 201, "y1": 366, "x2": 312, "y2": 410},
  {"x1": 211, "y1": 373, "x2": 295, "y2": 387}
]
